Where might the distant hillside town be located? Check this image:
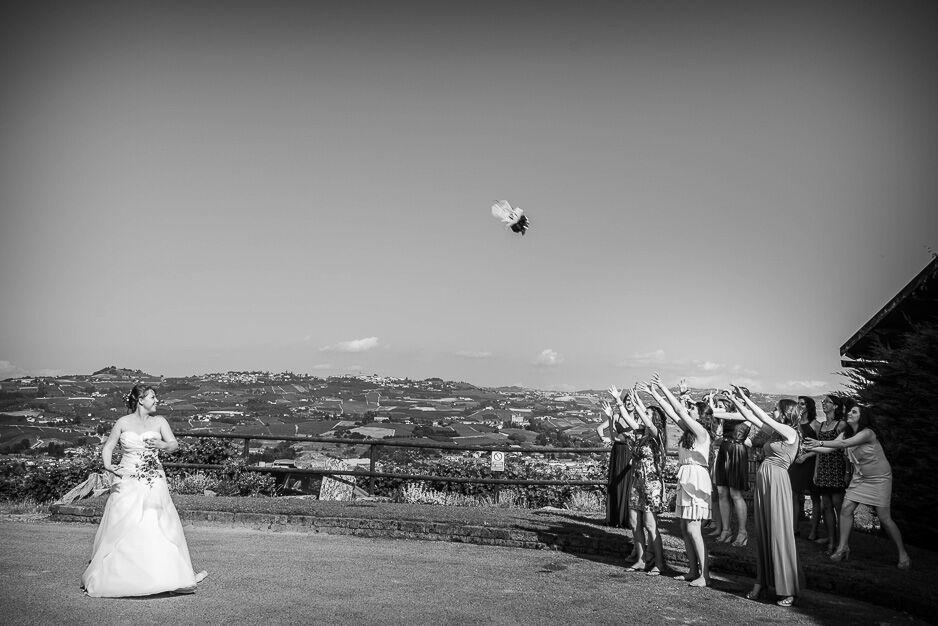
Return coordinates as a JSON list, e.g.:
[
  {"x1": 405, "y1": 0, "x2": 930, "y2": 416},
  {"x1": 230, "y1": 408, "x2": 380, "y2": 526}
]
[{"x1": 0, "y1": 366, "x2": 787, "y2": 464}]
